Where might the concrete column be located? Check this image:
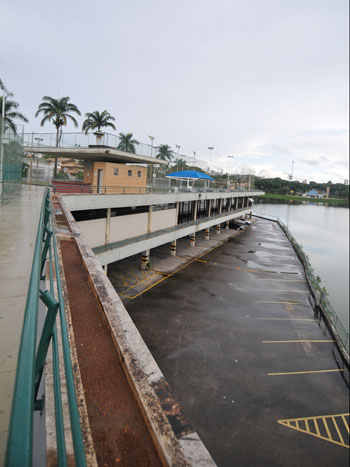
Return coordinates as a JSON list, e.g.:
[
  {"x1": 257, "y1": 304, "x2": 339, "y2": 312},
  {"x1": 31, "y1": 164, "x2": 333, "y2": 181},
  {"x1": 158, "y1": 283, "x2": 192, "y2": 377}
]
[
  {"x1": 208, "y1": 199, "x2": 212, "y2": 217},
  {"x1": 219, "y1": 199, "x2": 223, "y2": 214},
  {"x1": 190, "y1": 233, "x2": 196, "y2": 247},
  {"x1": 141, "y1": 249, "x2": 150, "y2": 270},
  {"x1": 228, "y1": 197, "x2": 232, "y2": 211},
  {"x1": 105, "y1": 208, "x2": 111, "y2": 245},
  {"x1": 216, "y1": 224, "x2": 221, "y2": 235},
  {"x1": 225, "y1": 221, "x2": 230, "y2": 230},
  {"x1": 250, "y1": 211, "x2": 252, "y2": 219},
  {"x1": 170, "y1": 240, "x2": 177, "y2": 256},
  {"x1": 193, "y1": 200, "x2": 198, "y2": 221},
  {"x1": 175, "y1": 202, "x2": 179, "y2": 225},
  {"x1": 147, "y1": 205, "x2": 153, "y2": 234},
  {"x1": 205, "y1": 228, "x2": 210, "y2": 240}
]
